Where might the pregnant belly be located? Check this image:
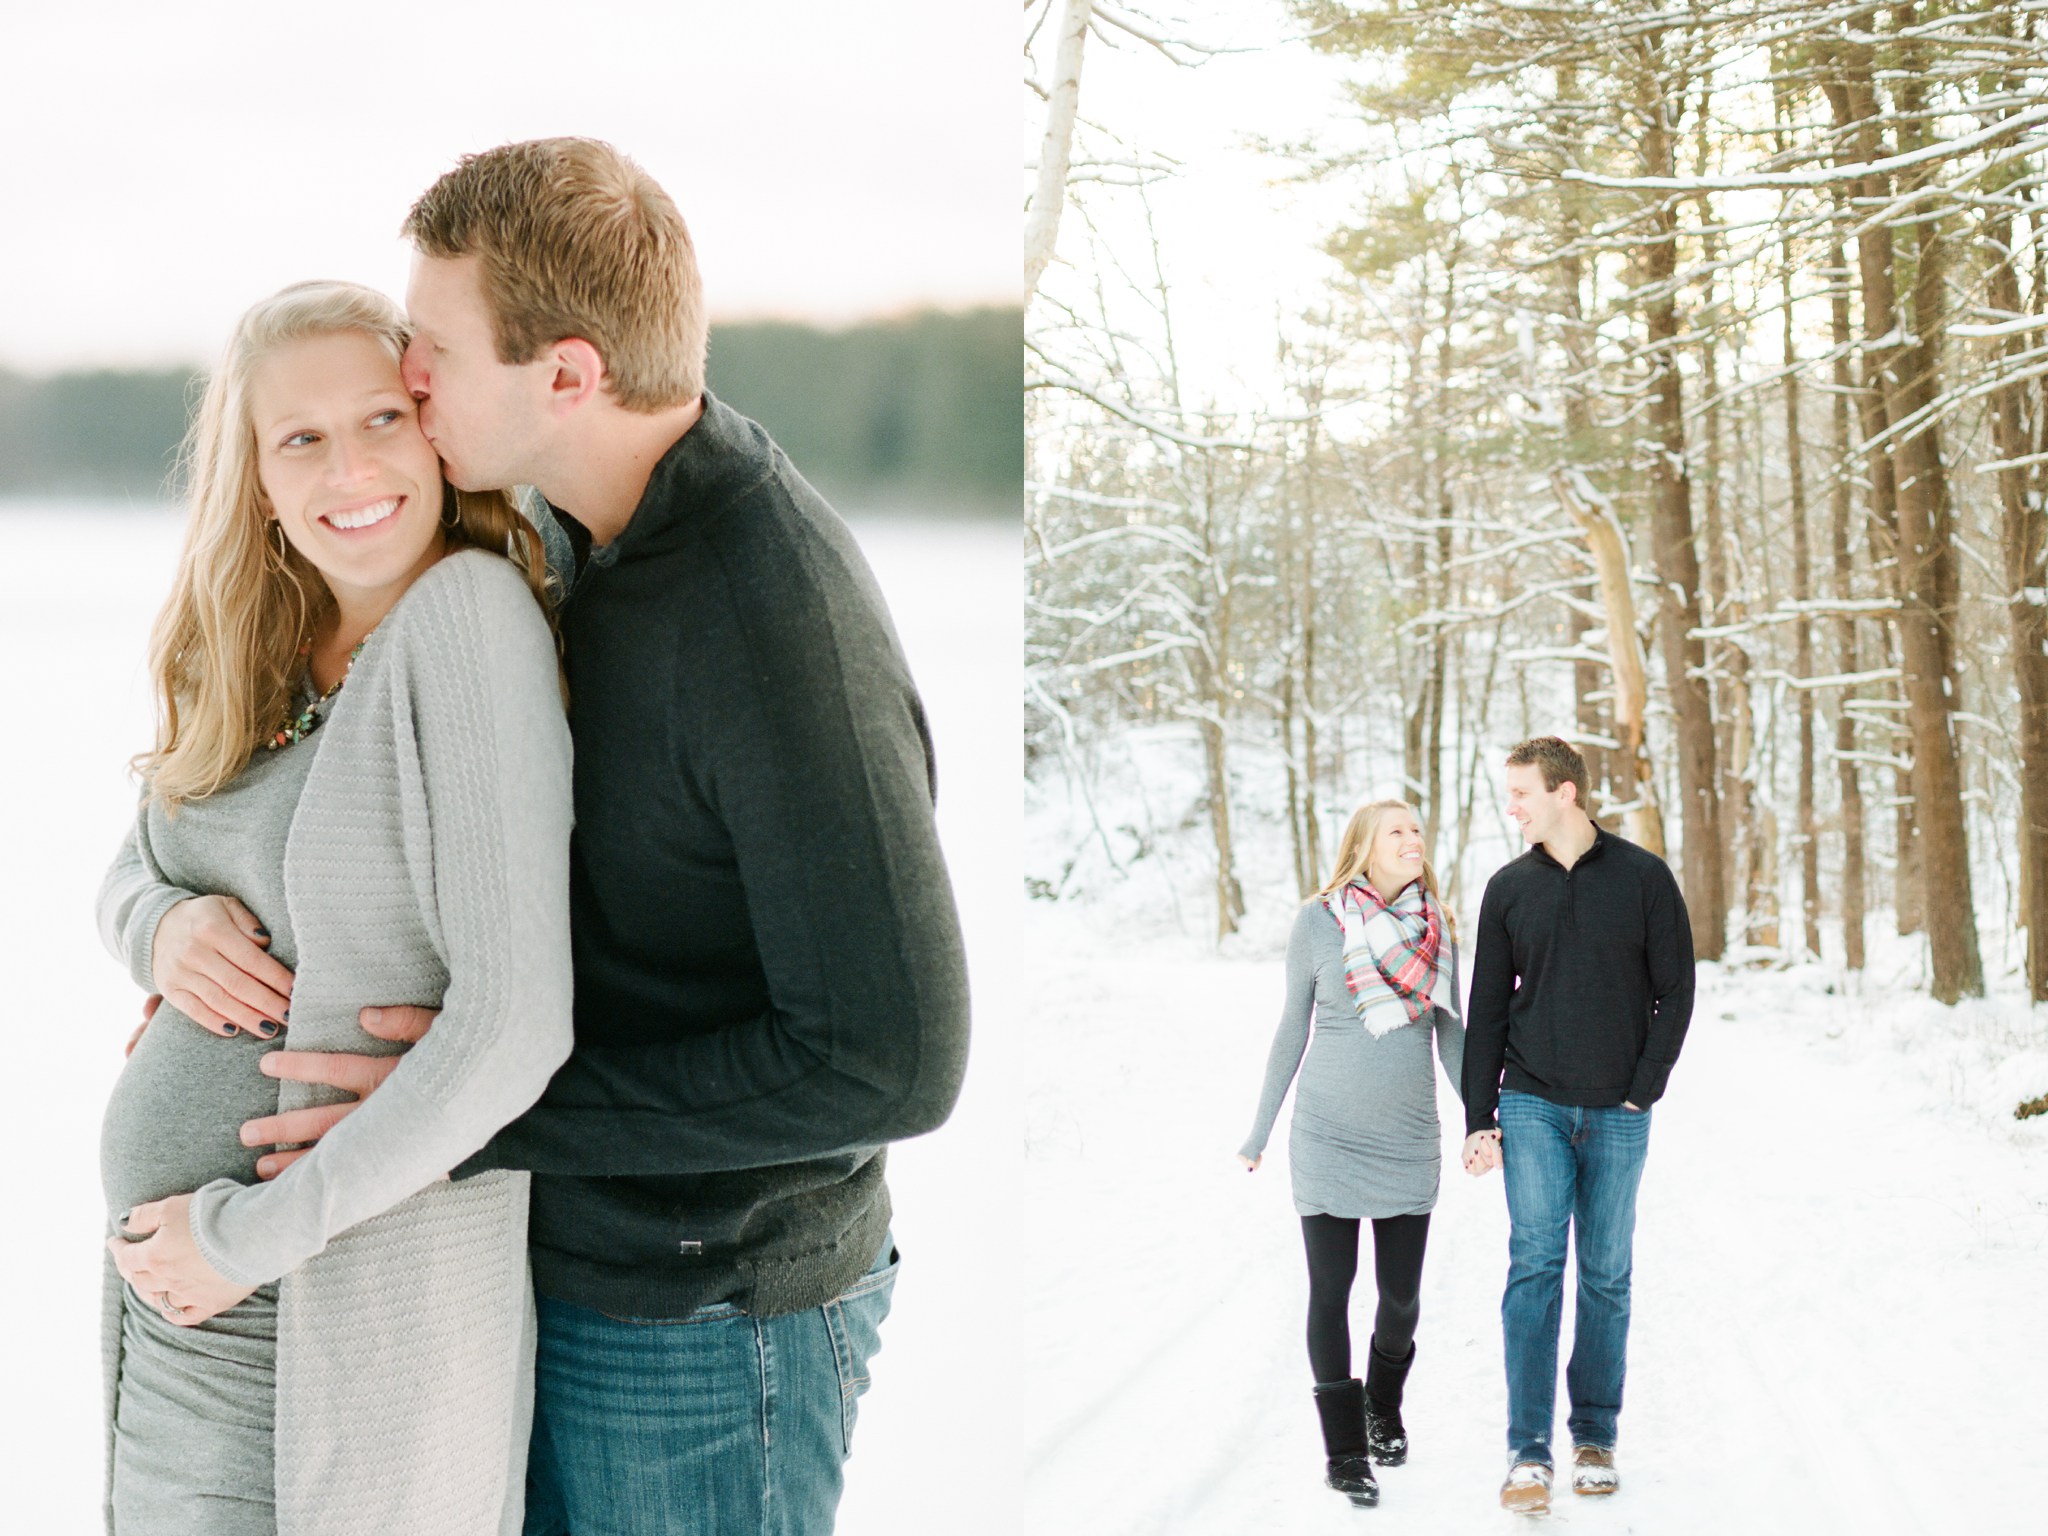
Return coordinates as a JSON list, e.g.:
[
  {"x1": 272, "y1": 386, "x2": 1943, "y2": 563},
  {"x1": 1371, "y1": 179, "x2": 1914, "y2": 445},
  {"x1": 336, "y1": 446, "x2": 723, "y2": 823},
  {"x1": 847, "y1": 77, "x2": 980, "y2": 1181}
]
[
  {"x1": 100, "y1": 1005, "x2": 284, "y2": 1217},
  {"x1": 1295, "y1": 1032, "x2": 1441, "y2": 1152}
]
